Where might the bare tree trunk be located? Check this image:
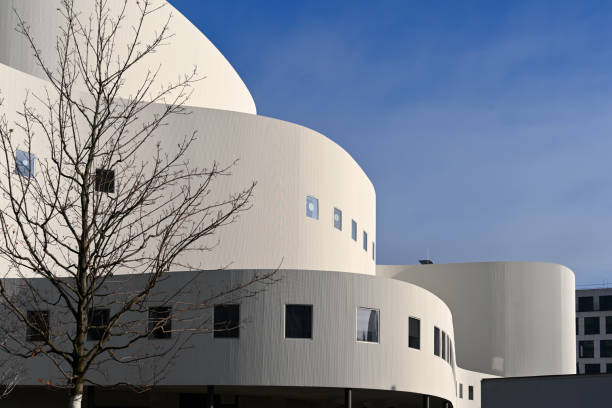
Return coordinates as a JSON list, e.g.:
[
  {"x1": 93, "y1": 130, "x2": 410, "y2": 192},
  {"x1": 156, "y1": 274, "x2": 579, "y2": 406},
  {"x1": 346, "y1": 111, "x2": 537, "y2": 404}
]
[{"x1": 70, "y1": 385, "x2": 83, "y2": 408}]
